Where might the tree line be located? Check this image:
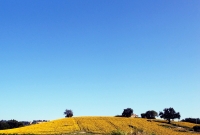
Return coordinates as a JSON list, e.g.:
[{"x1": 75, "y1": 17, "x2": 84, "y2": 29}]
[
  {"x1": 0, "y1": 120, "x2": 23, "y2": 130},
  {"x1": 64, "y1": 107, "x2": 181, "y2": 124},
  {"x1": 121, "y1": 107, "x2": 180, "y2": 124},
  {"x1": 181, "y1": 118, "x2": 200, "y2": 124}
]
